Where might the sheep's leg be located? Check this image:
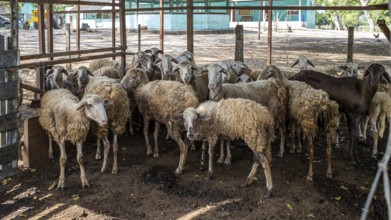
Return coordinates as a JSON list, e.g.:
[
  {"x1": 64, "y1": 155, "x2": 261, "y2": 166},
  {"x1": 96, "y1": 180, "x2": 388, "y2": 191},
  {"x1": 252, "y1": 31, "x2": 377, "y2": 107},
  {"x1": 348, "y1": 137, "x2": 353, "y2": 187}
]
[
  {"x1": 143, "y1": 116, "x2": 153, "y2": 157},
  {"x1": 95, "y1": 137, "x2": 101, "y2": 160},
  {"x1": 205, "y1": 142, "x2": 215, "y2": 180},
  {"x1": 326, "y1": 134, "x2": 333, "y2": 178},
  {"x1": 289, "y1": 123, "x2": 296, "y2": 154},
  {"x1": 277, "y1": 127, "x2": 286, "y2": 158},
  {"x1": 347, "y1": 114, "x2": 360, "y2": 164},
  {"x1": 112, "y1": 134, "x2": 119, "y2": 174},
  {"x1": 48, "y1": 134, "x2": 54, "y2": 160},
  {"x1": 307, "y1": 137, "x2": 314, "y2": 181},
  {"x1": 57, "y1": 137, "x2": 67, "y2": 189},
  {"x1": 224, "y1": 141, "x2": 232, "y2": 165},
  {"x1": 171, "y1": 129, "x2": 189, "y2": 175},
  {"x1": 76, "y1": 142, "x2": 89, "y2": 188},
  {"x1": 128, "y1": 105, "x2": 135, "y2": 135},
  {"x1": 260, "y1": 153, "x2": 273, "y2": 198},
  {"x1": 359, "y1": 116, "x2": 369, "y2": 142},
  {"x1": 372, "y1": 130, "x2": 379, "y2": 159},
  {"x1": 190, "y1": 142, "x2": 196, "y2": 151},
  {"x1": 333, "y1": 115, "x2": 341, "y2": 150},
  {"x1": 378, "y1": 113, "x2": 386, "y2": 139},
  {"x1": 165, "y1": 124, "x2": 171, "y2": 141},
  {"x1": 217, "y1": 140, "x2": 225, "y2": 164},
  {"x1": 153, "y1": 121, "x2": 160, "y2": 158},
  {"x1": 200, "y1": 141, "x2": 206, "y2": 170},
  {"x1": 296, "y1": 127, "x2": 302, "y2": 153},
  {"x1": 100, "y1": 136, "x2": 111, "y2": 173},
  {"x1": 241, "y1": 152, "x2": 260, "y2": 187}
]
